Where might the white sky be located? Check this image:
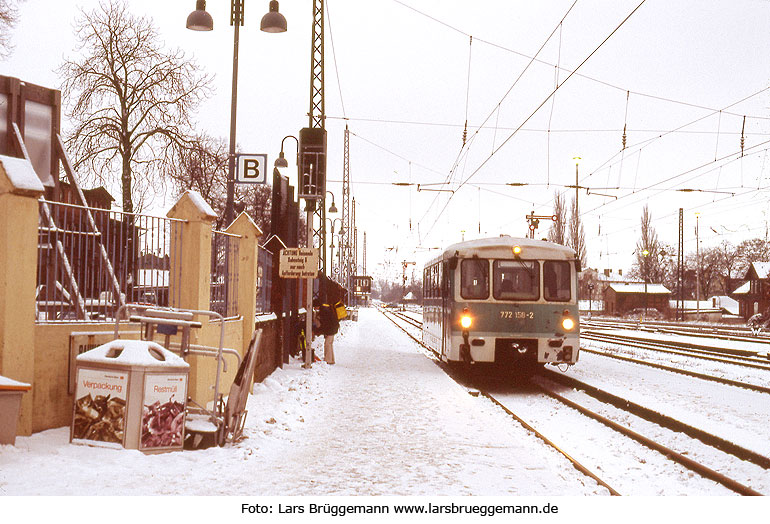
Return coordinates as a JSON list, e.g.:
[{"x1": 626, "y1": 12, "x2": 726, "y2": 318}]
[{"x1": 2, "y1": 0, "x2": 770, "y2": 281}]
